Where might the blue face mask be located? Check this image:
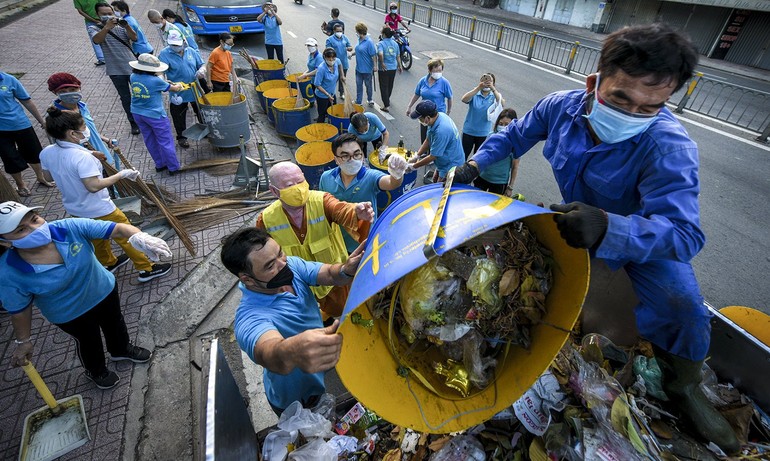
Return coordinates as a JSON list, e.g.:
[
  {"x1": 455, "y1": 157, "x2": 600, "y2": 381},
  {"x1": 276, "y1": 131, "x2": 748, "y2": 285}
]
[
  {"x1": 223, "y1": 43, "x2": 232, "y2": 51},
  {"x1": 58, "y1": 92, "x2": 82, "y2": 105},
  {"x1": 170, "y1": 44, "x2": 185, "y2": 53},
  {"x1": 6, "y1": 221, "x2": 52, "y2": 249},
  {"x1": 583, "y1": 74, "x2": 658, "y2": 144}
]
